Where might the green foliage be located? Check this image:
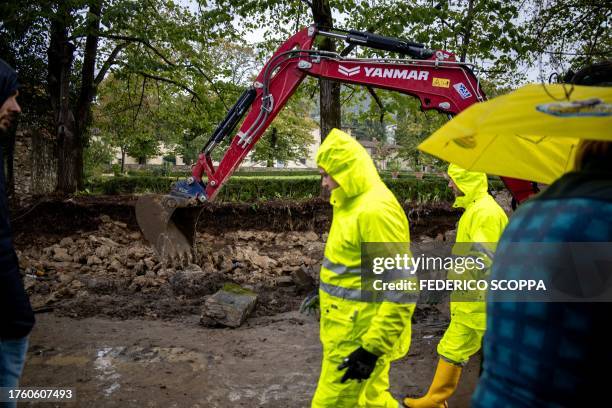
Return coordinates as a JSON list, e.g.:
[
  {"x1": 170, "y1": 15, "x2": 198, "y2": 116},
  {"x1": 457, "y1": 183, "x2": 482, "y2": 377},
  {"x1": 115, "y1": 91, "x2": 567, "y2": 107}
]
[
  {"x1": 524, "y1": 0, "x2": 611, "y2": 76},
  {"x1": 251, "y1": 93, "x2": 317, "y2": 166},
  {"x1": 87, "y1": 176, "x2": 176, "y2": 195},
  {"x1": 84, "y1": 136, "x2": 115, "y2": 178},
  {"x1": 3, "y1": 0, "x2": 608, "y2": 196},
  {"x1": 86, "y1": 173, "x2": 462, "y2": 203}
]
